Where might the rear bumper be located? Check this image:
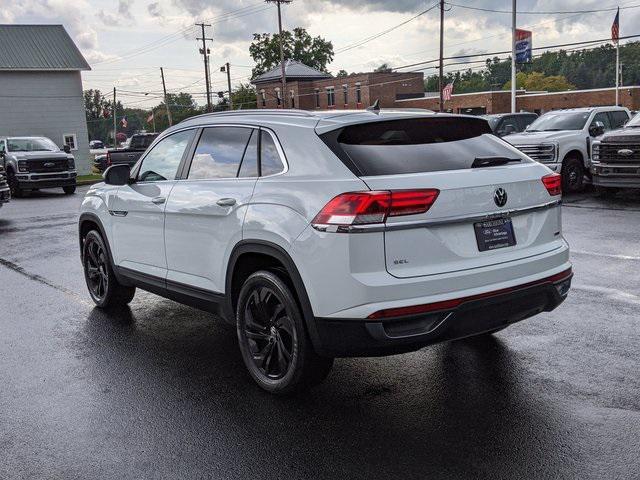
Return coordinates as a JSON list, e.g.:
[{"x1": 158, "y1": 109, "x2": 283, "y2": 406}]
[{"x1": 312, "y1": 269, "x2": 572, "y2": 357}]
